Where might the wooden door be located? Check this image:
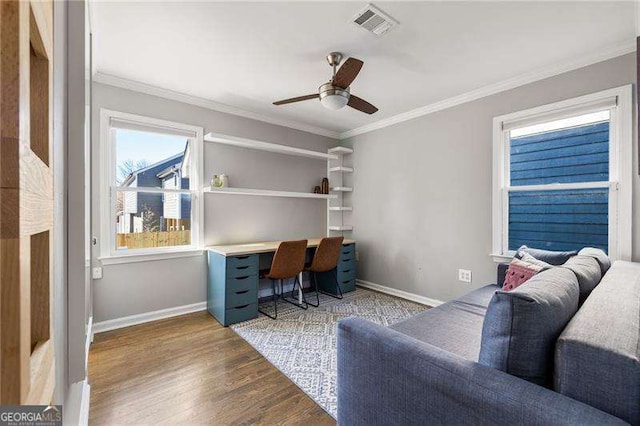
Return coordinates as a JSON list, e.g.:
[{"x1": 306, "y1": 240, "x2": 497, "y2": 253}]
[{"x1": 0, "y1": 0, "x2": 55, "y2": 404}]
